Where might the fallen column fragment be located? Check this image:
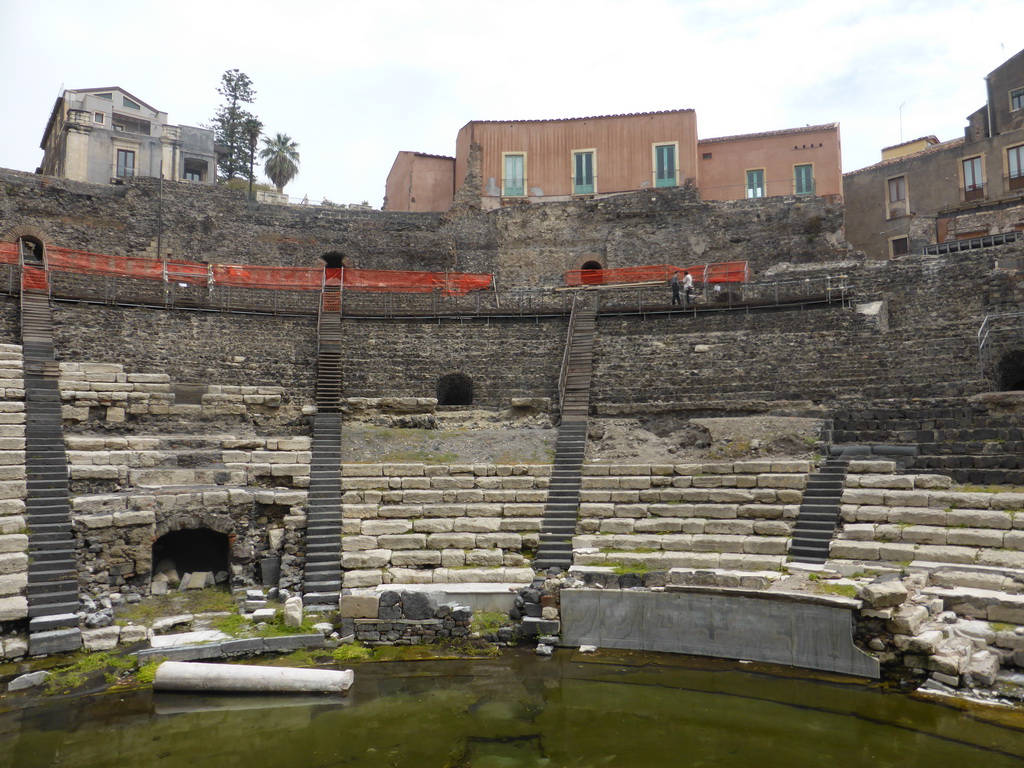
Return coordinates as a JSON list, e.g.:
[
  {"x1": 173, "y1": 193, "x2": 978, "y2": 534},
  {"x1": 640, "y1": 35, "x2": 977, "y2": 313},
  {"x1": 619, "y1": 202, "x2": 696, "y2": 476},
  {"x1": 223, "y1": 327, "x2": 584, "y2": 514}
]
[{"x1": 153, "y1": 661, "x2": 353, "y2": 694}]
